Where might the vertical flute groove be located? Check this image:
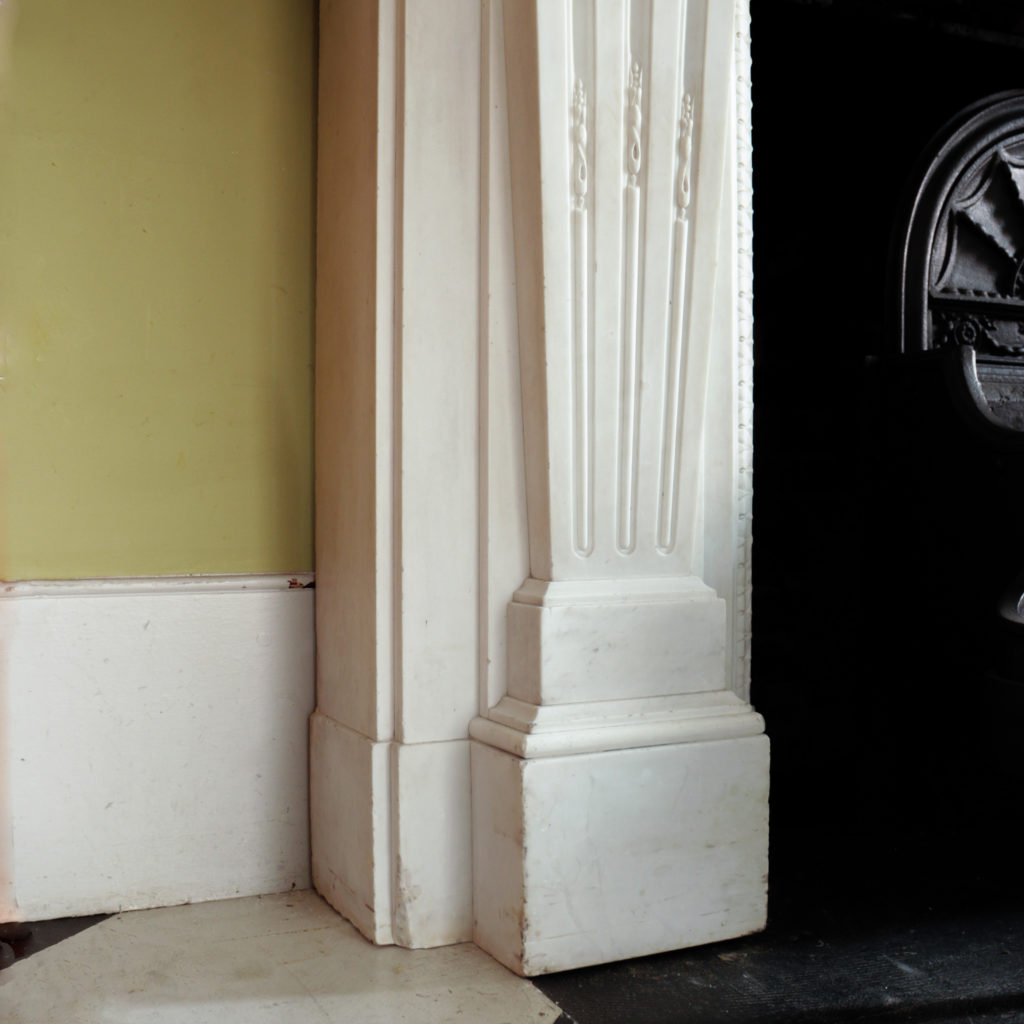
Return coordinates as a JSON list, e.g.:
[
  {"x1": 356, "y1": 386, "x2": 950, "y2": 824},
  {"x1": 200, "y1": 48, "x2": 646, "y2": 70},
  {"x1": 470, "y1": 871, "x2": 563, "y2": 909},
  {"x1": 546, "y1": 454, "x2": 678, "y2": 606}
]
[
  {"x1": 617, "y1": 58, "x2": 643, "y2": 554},
  {"x1": 657, "y1": 91, "x2": 695, "y2": 553},
  {"x1": 571, "y1": 78, "x2": 593, "y2": 556}
]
